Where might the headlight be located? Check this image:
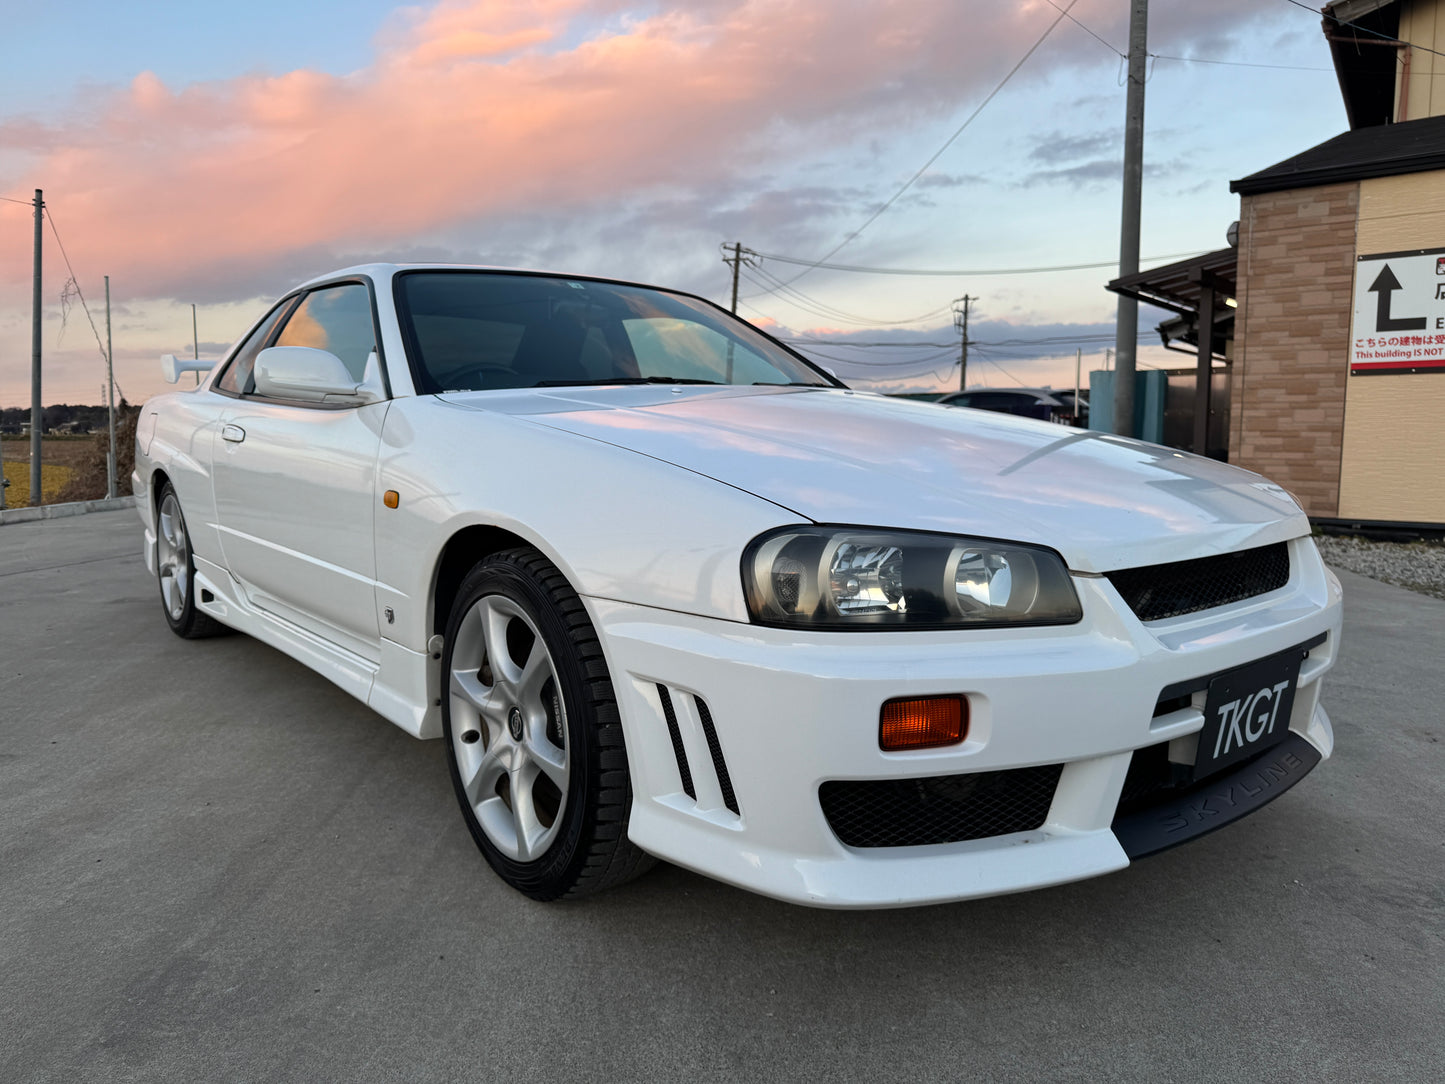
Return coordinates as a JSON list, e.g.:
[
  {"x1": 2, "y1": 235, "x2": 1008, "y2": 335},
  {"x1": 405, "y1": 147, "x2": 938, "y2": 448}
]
[{"x1": 742, "y1": 526, "x2": 1082, "y2": 629}]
